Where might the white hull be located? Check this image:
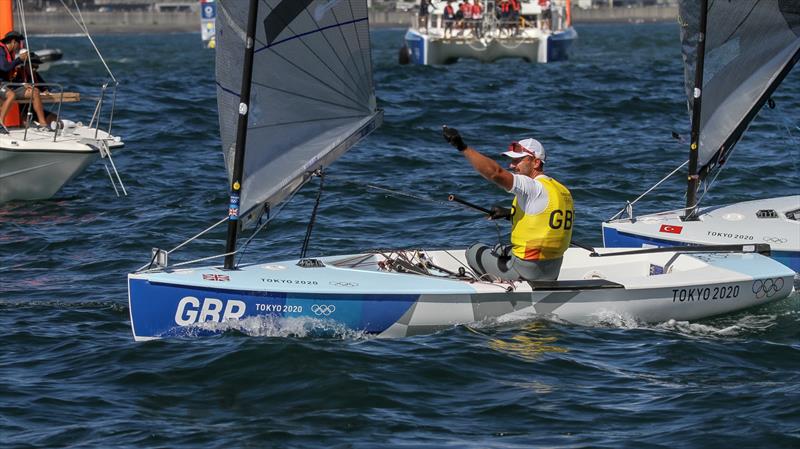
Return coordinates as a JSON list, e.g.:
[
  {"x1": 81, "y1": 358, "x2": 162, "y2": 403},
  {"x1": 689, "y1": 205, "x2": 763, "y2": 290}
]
[
  {"x1": 0, "y1": 124, "x2": 124, "y2": 202},
  {"x1": 603, "y1": 196, "x2": 800, "y2": 271},
  {"x1": 128, "y1": 246, "x2": 795, "y2": 340},
  {"x1": 404, "y1": 26, "x2": 576, "y2": 65}
]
